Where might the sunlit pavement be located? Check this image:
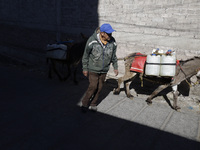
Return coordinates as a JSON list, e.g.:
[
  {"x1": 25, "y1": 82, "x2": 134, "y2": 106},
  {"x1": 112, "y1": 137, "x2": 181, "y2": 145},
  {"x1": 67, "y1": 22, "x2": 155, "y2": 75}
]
[{"x1": 0, "y1": 62, "x2": 200, "y2": 150}]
